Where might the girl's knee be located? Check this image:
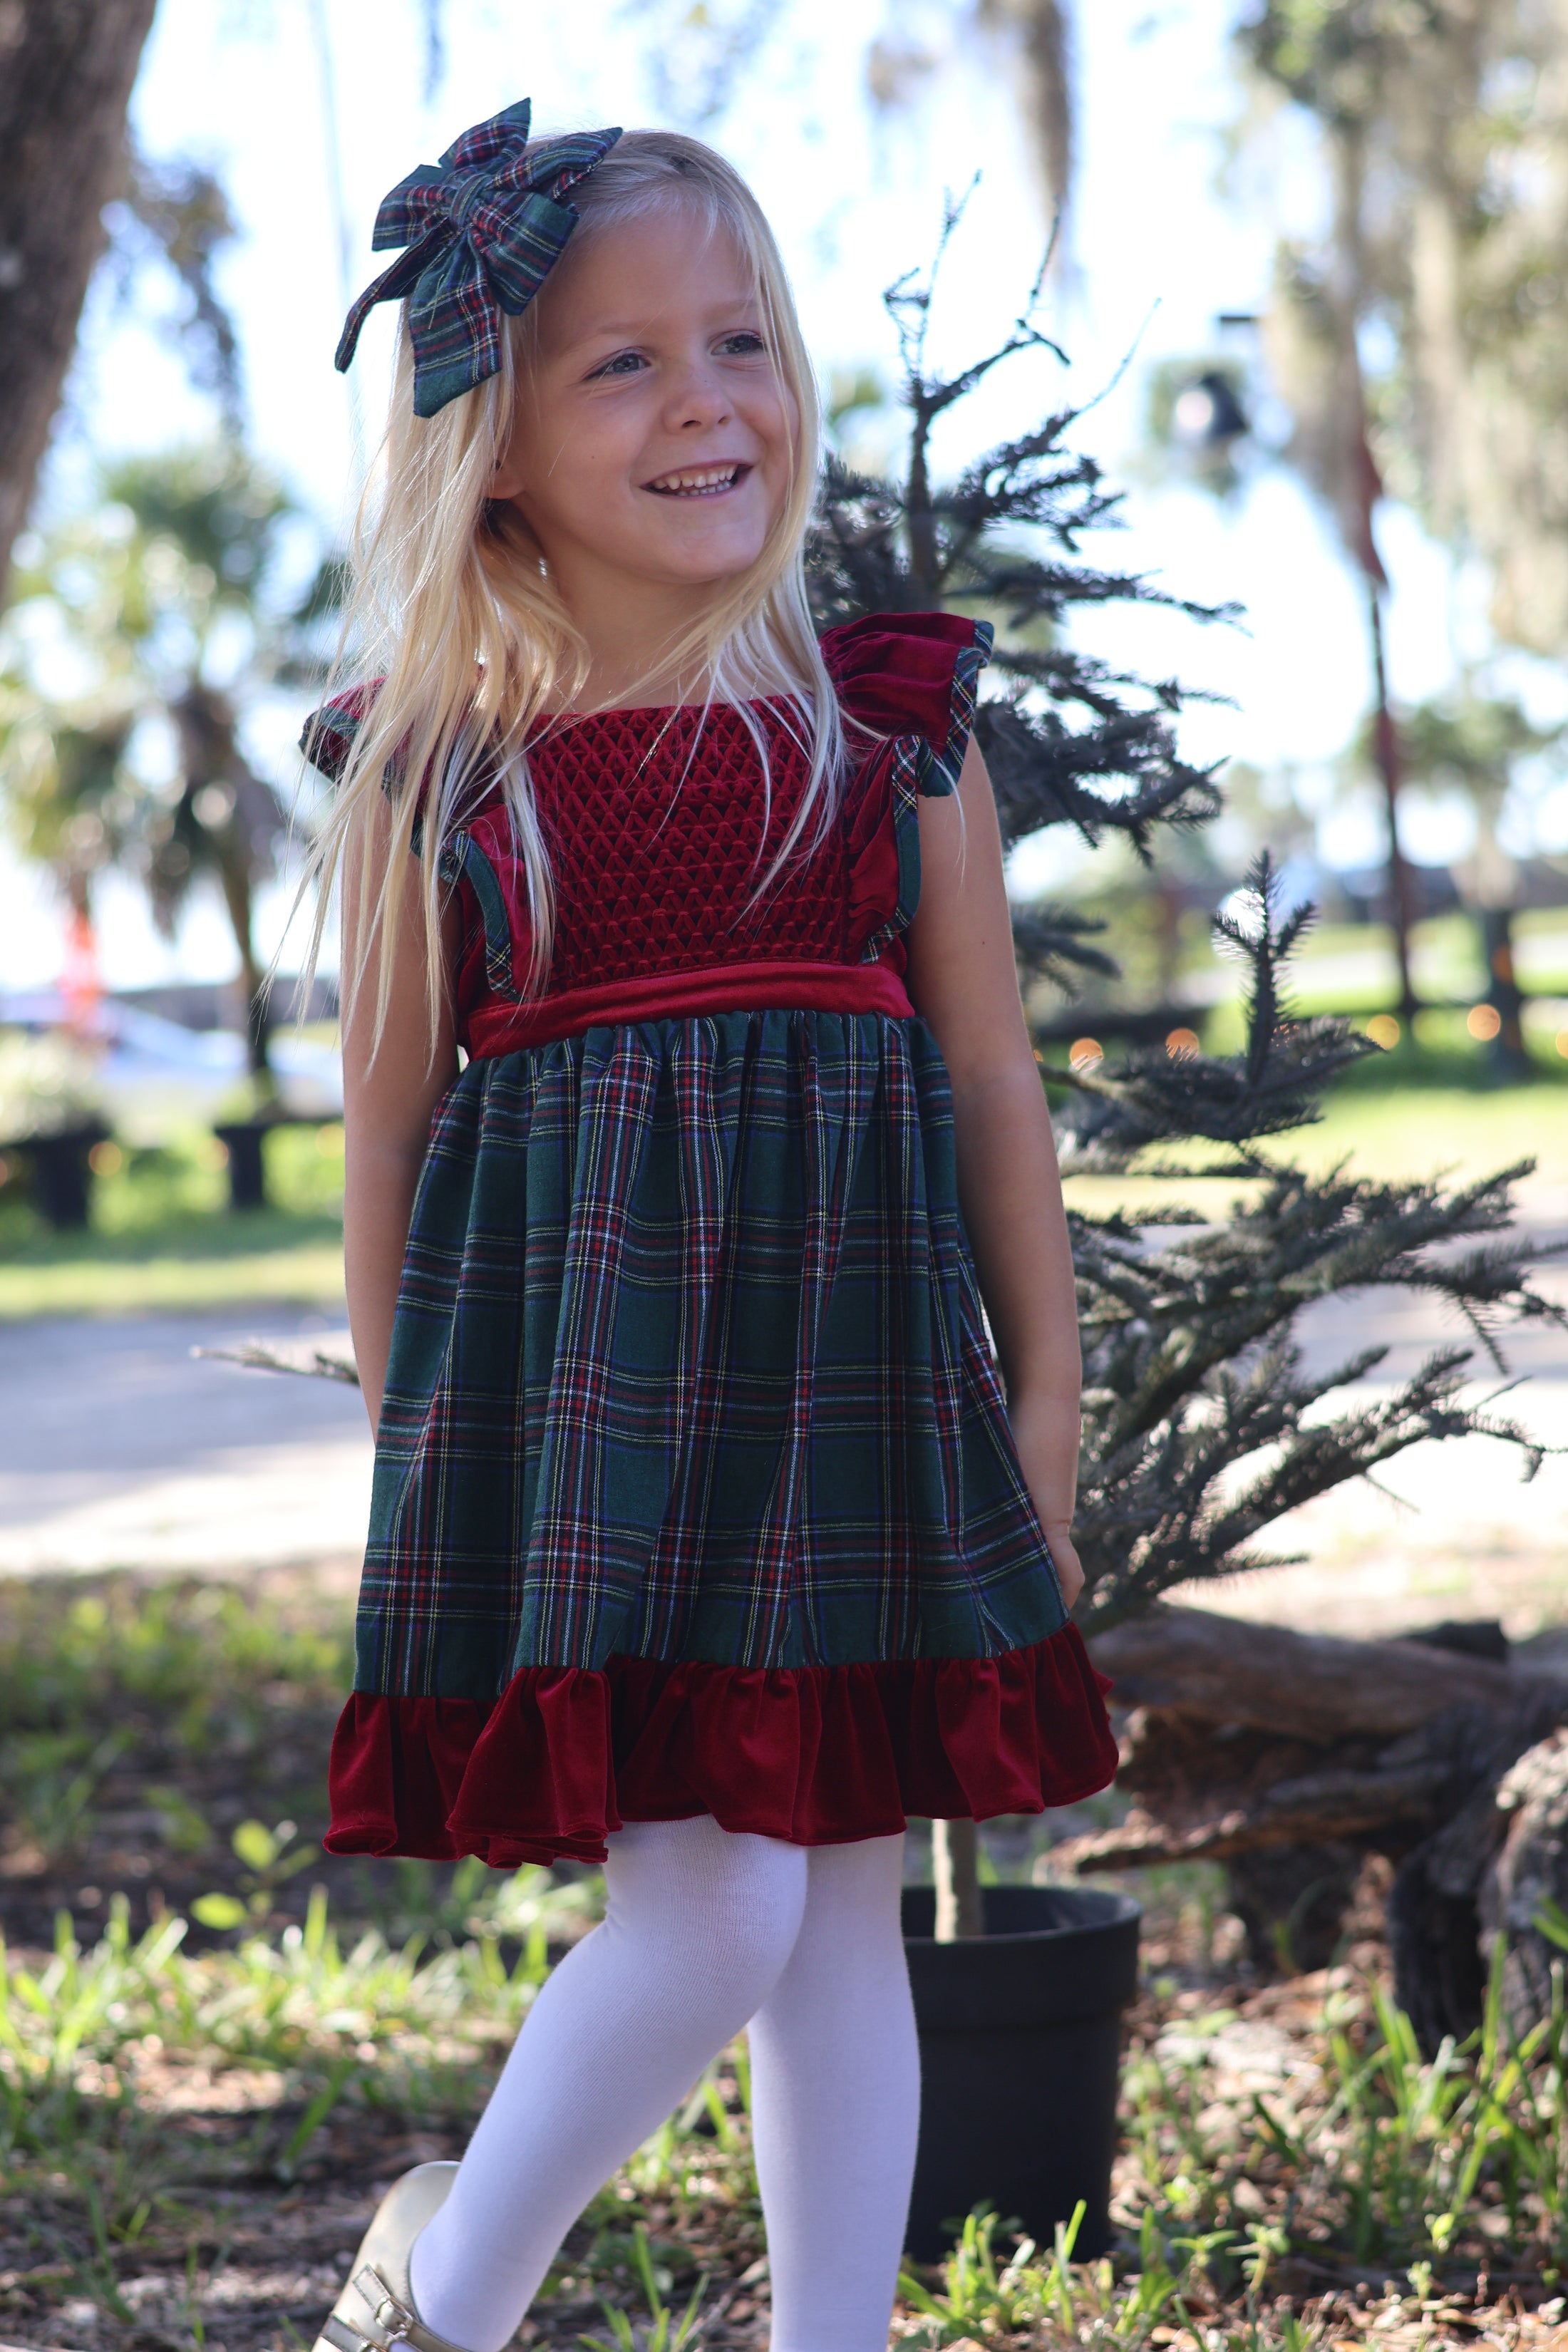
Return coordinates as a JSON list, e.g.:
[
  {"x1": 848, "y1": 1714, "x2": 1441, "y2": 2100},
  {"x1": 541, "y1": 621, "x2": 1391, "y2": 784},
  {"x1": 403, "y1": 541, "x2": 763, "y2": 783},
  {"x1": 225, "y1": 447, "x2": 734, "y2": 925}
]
[{"x1": 606, "y1": 1817, "x2": 807, "y2": 1998}]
